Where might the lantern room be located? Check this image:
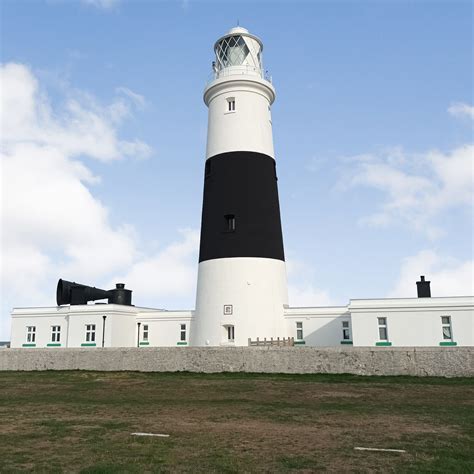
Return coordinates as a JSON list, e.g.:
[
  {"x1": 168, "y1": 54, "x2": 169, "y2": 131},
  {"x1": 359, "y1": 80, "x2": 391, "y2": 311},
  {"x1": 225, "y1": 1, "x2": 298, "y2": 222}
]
[{"x1": 213, "y1": 27, "x2": 264, "y2": 79}]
